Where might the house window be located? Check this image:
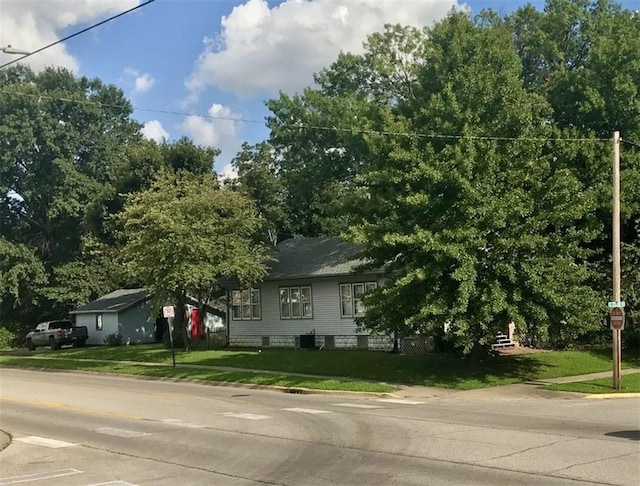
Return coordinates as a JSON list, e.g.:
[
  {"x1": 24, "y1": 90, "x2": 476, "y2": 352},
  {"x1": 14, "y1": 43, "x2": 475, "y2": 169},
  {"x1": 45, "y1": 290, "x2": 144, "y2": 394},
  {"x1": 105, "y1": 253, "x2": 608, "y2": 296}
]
[
  {"x1": 280, "y1": 286, "x2": 312, "y2": 319},
  {"x1": 231, "y1": 289, "x2": 261, "y2": 320},
  {"x1": 340, "y1": 282, "x2": 377, "y2": 318},
  {"x1": 96, "y1": 314, "x2": 103, "y2": 331}
]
